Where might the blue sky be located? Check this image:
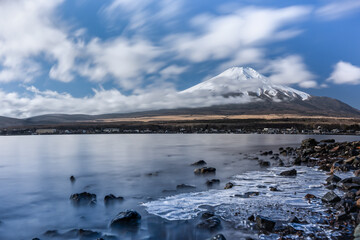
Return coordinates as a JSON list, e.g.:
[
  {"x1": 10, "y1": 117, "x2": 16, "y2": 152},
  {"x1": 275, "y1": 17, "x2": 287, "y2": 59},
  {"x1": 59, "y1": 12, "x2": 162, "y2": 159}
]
[{"x1": 0, "y1": 0, "x2": 360, "y2": 117}]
